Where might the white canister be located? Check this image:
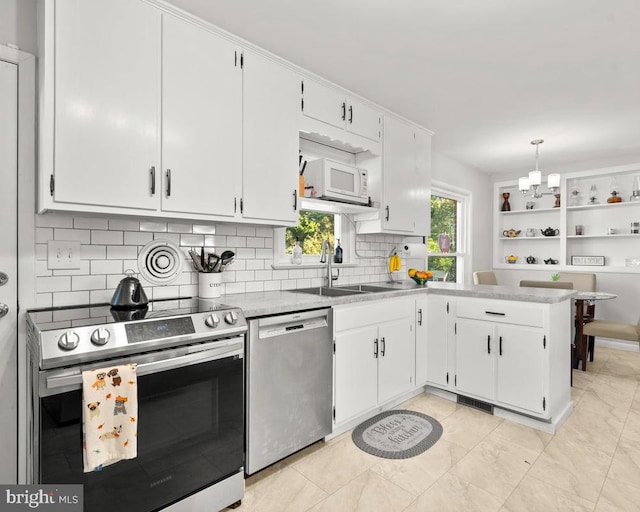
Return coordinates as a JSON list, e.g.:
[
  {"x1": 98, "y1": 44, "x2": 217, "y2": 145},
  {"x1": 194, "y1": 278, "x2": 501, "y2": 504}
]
[{"x1": 199, "y1": 272, "x2": 222, "y2": 298}]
